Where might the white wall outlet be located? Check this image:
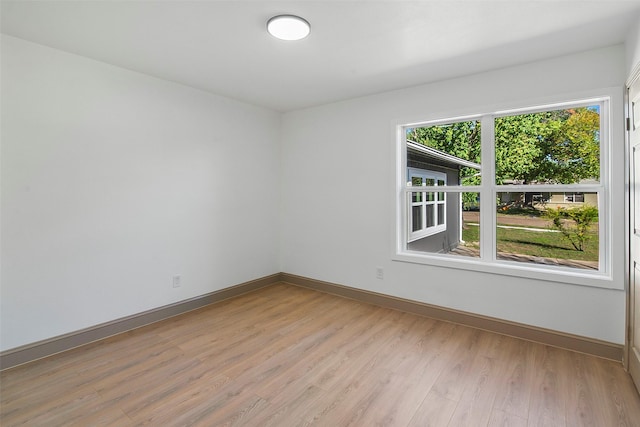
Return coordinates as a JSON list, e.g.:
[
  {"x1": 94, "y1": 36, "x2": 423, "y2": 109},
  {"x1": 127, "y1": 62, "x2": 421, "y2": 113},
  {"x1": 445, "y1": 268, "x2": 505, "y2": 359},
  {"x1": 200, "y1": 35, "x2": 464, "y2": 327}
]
[
  {"x1": 376, "y1": 267, "x2": 384, "y2": 280},
  {"x1": 172, "y1": 275, "x2": 182, "y2": 288}
]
